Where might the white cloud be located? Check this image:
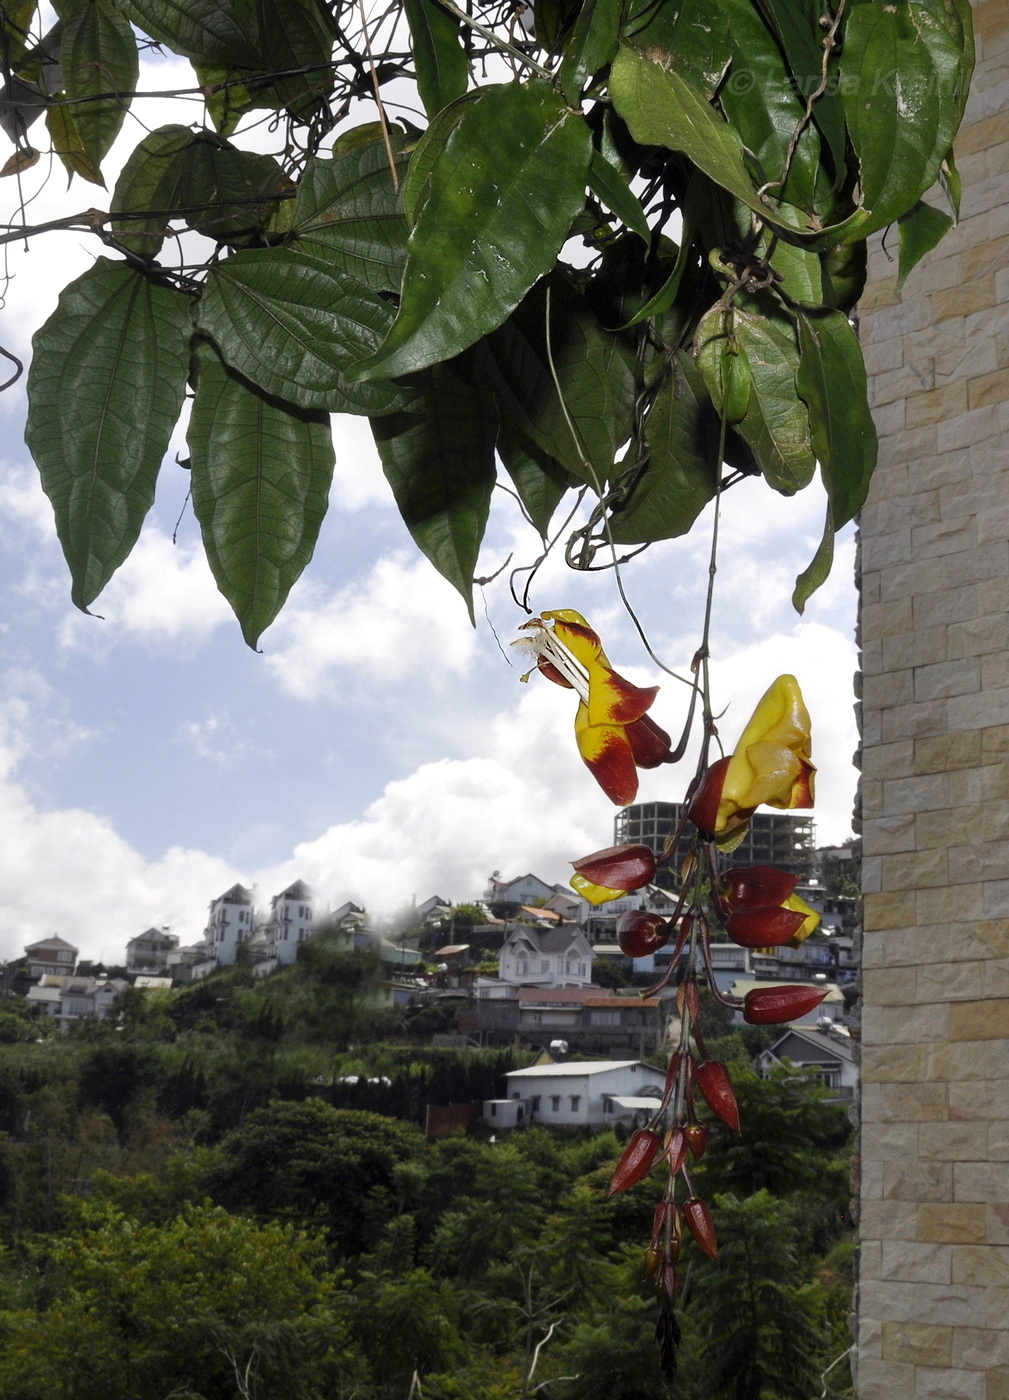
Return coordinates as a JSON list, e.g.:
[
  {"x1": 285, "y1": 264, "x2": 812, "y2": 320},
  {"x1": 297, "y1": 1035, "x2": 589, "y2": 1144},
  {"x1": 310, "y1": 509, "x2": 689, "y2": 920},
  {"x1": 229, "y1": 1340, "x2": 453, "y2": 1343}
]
[
  {"x1": 262, "y1": 553, "x2": 479, "y2": 699},
  {"x1": 175, "y1": 710, "x2": 272, "y2": 768},
  {"x1": 57, "y1": 526, "x2": 232, "y2": 658}
]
